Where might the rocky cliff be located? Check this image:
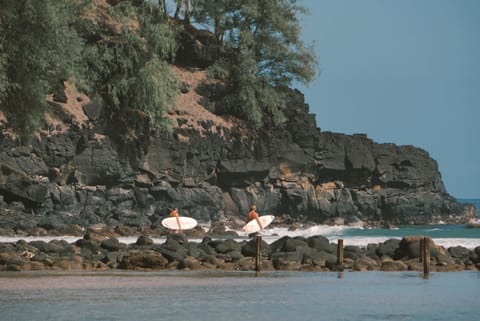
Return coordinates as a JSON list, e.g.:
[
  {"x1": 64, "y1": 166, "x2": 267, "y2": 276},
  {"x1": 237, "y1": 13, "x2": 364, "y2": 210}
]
[{"x1": 0, "y1": 25, "x2": 474, "y2": 236}]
